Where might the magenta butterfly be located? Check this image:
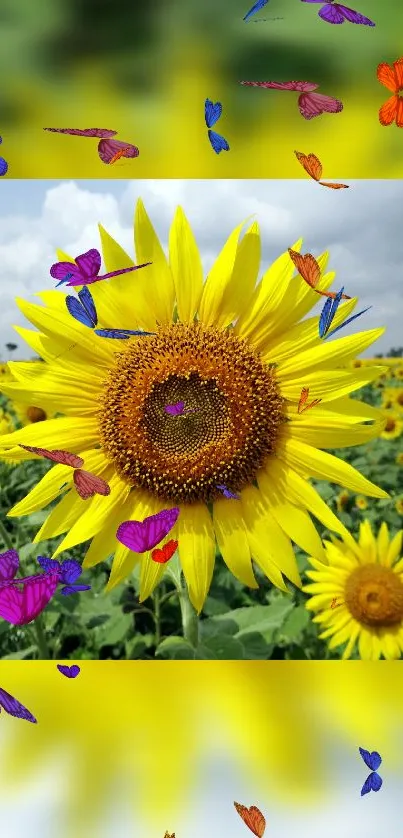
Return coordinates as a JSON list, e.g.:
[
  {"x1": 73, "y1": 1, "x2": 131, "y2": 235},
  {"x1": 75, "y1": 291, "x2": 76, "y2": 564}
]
[
  {"x1": 50, "y1": 247, "x2": 151, "y2": 287},
  {"x1": 164, "y1": 401, "x2": 196, "y2": 416},
  {"x1": 19, "y1": 445, "x2": 111, "y2": 500},
  {"x1": 116, "y1": 508, "x2": 180, "y2": 553},
  {"x1": 44, "y1": 127, "x2": 140, "y2": 164},
  {"x1": 301, "y1": 0, "x2": 375, "y2": 25},
  {"x1": 0, "y1": 686, "x2": 37, "y2": 723},
  {"x1": 239, "y1": 79, "x2": 343, "y2": 119},
  {"x1": 57, "y1": 664, "x2": 81, "y2": 678},
  {"x1": 0, "y1": 570, "x2": 60, "y2": 625}
]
